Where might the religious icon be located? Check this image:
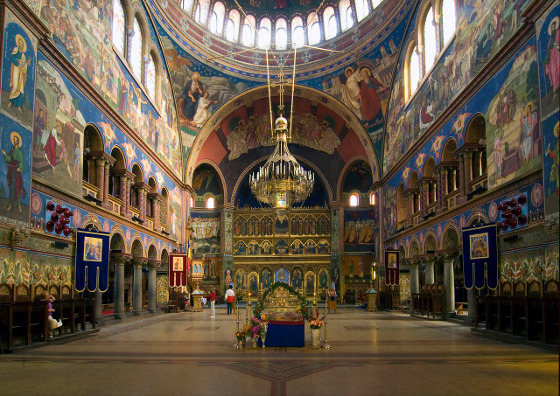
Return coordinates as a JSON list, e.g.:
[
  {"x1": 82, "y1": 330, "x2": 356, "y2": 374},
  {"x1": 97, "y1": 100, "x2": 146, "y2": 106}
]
[
  {"x1": 83, "y1": 236, "x2": 102, "y2": 262},
  {"x1": 387, "y1": 252, "x2": 397, "y2": 269},
  {"x1": 172, "y1": 257, "x2": 183, "y2": 271},
  {"x1": 276, "y1": 192, "x2": 287, "y2": 208},
  {"x1": 470, "y1": 233, "x2": 489, "y2": 259}
]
